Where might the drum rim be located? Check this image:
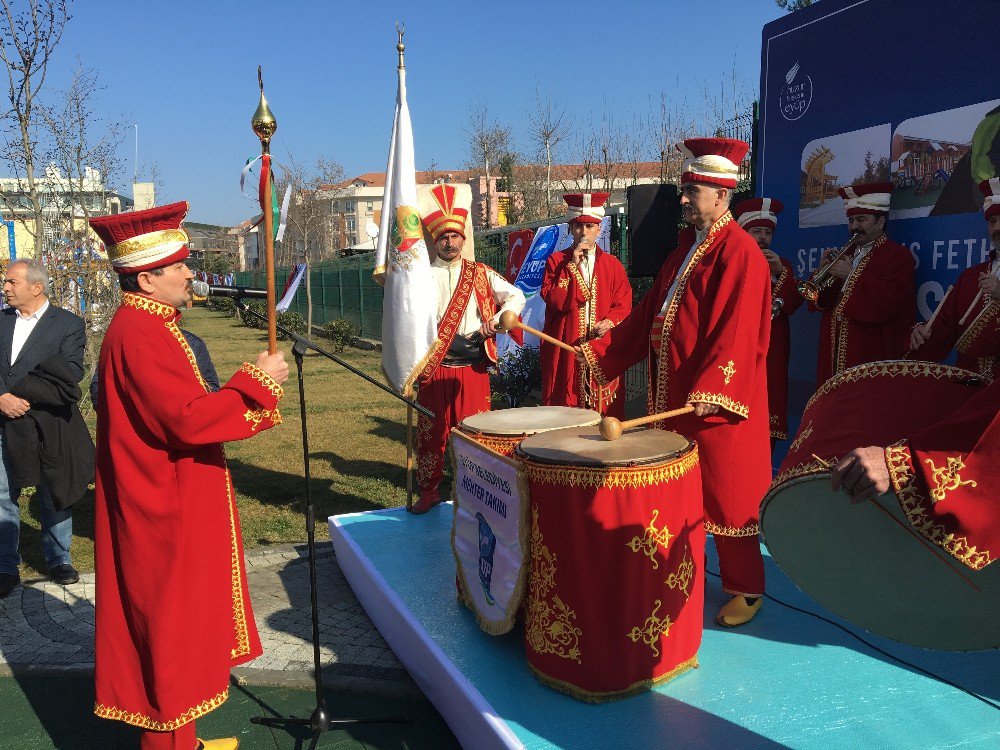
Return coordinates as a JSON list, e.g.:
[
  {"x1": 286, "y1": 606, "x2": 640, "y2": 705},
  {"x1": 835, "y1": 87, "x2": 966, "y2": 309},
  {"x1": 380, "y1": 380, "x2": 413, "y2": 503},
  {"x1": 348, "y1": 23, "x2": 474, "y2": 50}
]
[
  {"x1": 514, "y1": 435, "x2": 695, "y2": 468},
  {"x1": 459, "y1": 406, "x2": 601, "y2": 437}
]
